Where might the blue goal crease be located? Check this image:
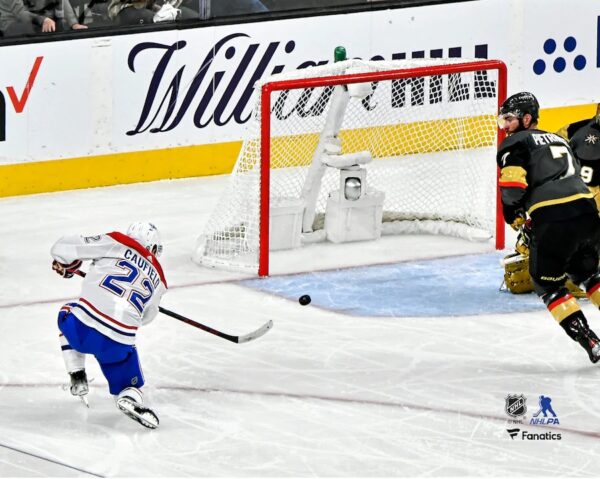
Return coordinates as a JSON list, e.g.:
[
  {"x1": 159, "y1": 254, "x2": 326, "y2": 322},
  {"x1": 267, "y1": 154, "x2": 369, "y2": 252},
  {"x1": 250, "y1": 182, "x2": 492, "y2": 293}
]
[{"x1": 239, "y1": 252, "x2": 542, "y2": 317}]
